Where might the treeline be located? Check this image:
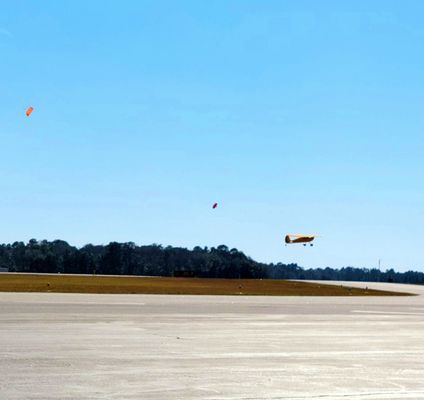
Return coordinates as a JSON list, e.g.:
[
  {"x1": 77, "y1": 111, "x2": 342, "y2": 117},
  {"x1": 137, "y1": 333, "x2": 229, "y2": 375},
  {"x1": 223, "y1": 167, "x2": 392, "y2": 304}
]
[
  {"x1": 266, "y1": 263, "x2": 424, "y2": 284},
  {"x1": 0, "y1": 240, "x2": 266, "y2": 279},
  {"x1": 0, "y1": 239, "x2": 423, "y2": 284}
]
